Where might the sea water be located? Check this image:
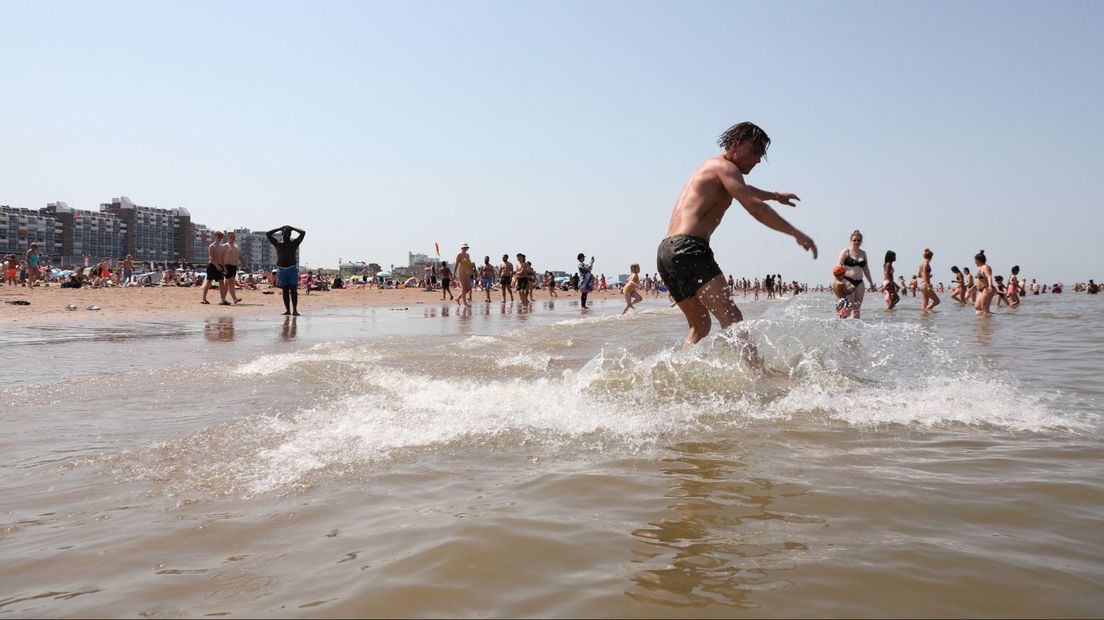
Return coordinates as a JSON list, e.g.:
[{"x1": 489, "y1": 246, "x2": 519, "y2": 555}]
[{"x1": 1, "y1": 293, "x2": 1102, "y2": 617}]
